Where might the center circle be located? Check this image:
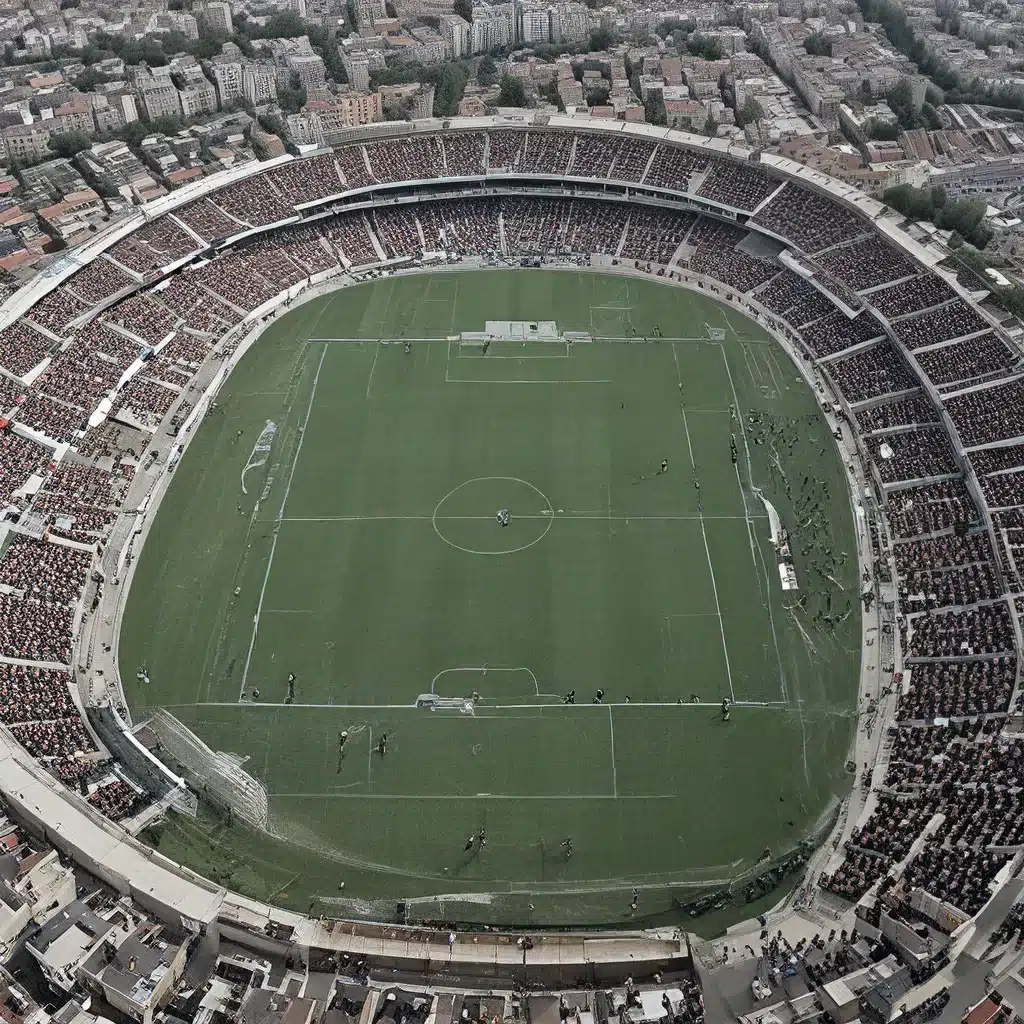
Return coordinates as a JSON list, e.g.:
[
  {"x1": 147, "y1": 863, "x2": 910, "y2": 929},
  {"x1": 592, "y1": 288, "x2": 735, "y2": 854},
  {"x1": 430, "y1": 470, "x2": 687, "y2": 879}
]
[{"x1": 432, "y1": 477, "x2": 554, "y2": 555}]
